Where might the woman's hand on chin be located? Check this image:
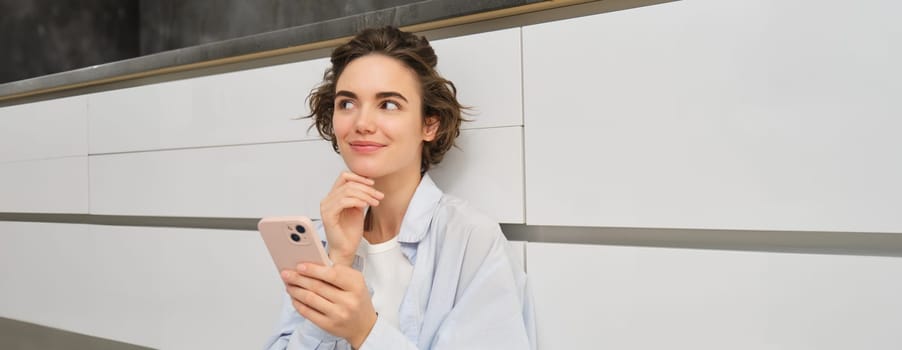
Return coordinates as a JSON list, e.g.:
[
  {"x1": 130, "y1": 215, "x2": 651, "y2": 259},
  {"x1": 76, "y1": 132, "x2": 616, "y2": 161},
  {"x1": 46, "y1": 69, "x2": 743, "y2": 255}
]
[{"x1": 320, "y1": 171, "x2": 384, "y2": 266}]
